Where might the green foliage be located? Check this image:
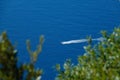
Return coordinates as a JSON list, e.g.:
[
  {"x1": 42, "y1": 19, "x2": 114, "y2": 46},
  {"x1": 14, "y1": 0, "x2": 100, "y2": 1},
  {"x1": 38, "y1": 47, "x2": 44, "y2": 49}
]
[
  {"x1": 0, "y1": 32, "x2": 43, "y2": 80},
  {"x1": 26, "y1": 35, "x2": 44, "y2": 64},
  {"x1": 55, "y1": 27, "x2": 120, "y2": 80},
  {"x1": 1, "y1": 27, "x2": 120, "y2": 80}
]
